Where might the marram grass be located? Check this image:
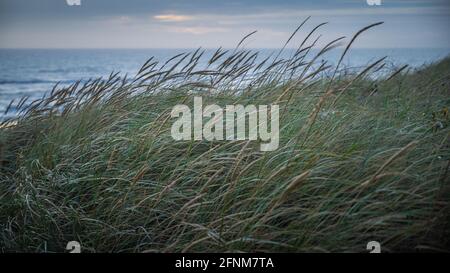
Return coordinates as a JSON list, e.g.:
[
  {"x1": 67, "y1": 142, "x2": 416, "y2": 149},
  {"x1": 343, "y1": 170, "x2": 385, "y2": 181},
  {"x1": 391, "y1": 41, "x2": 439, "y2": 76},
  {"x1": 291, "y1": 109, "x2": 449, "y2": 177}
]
[{"x1": 0, "y1": 23, "x2": 449, "y2": 252}]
